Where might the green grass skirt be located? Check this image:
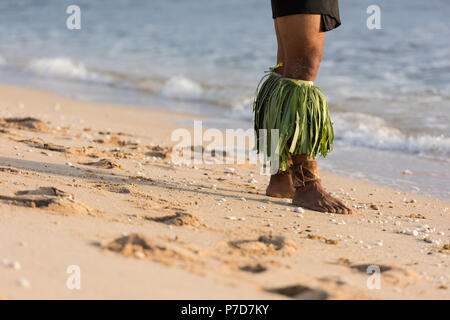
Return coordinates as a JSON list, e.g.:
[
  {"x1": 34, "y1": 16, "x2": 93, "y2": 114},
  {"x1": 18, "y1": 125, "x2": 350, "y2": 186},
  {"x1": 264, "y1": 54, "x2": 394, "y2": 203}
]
[{"x1": 253, "y1": 71, "x2": 334, "y2": 172}]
